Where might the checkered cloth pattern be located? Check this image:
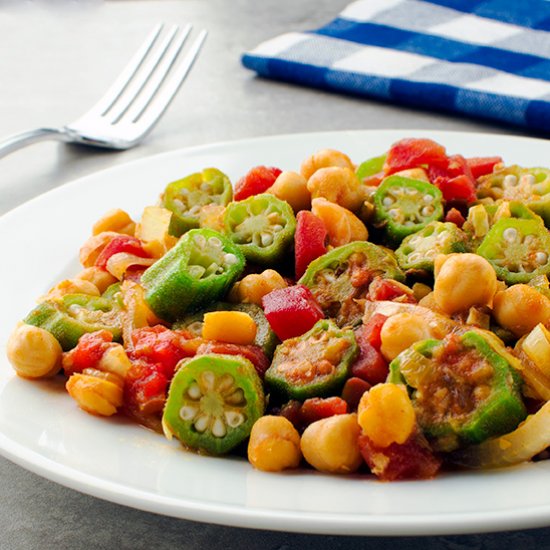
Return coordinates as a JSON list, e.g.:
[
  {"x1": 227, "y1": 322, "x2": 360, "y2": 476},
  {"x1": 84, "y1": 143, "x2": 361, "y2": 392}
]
[{"x1": 242, "y1": 0, "x2": 550, "y2": 132}]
